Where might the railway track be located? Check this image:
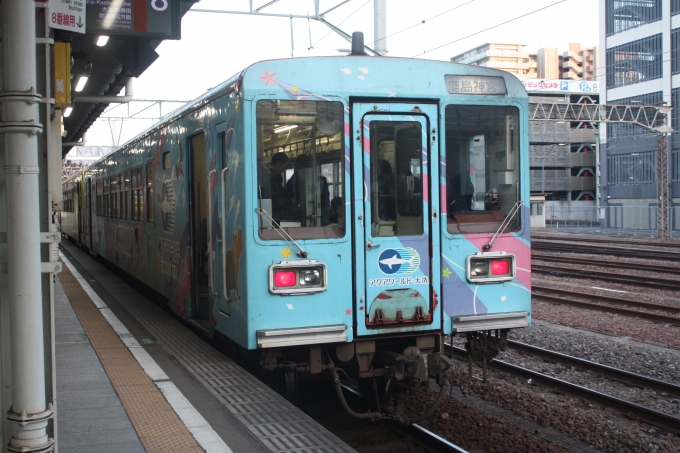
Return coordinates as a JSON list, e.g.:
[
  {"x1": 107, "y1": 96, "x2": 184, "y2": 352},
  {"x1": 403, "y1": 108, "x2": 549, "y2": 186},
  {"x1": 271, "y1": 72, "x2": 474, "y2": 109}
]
[
  {"x1": 532, "y1": 263, "x2": 680, "y2": 291},
  {"x1": 532, "y1": 251, "x2": 680, "y2": 276},
  {"x1": 448, "y1": 344, "x2": 680, "y2": 433},
  {"x1": 532, "y1": 239, "x2": 680, "y2": 261},
  {"x1": 532, "y1": 233, "x2": 680, "y2": 249},
  {"x1": 341, "y1": 384, "x2": 467, "y2": 453},
  {"x1": 531, "y1": 284, "x2": 680, "y2": 325}
]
